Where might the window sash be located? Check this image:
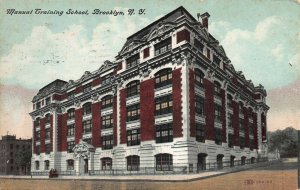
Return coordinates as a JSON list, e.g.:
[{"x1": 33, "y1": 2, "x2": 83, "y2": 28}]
[
  {"x1": 127, "y1": 104, "x2": 140, "y2": 122},
  {"x1": 156, "y1": 123, "x2": 173, "y2": 143},
  {"x1": 102, "y1": 135, "x2": 113, "y2": 149},
  {"x1": 127, "y1": 129, "x2": 141, "y2": 146},
  {"x1": 83, "y1": 120, "x2": 92, "y2": 134},
  {"x1": 102, "y1": 96, "x2": 113, "y2": 109}
]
